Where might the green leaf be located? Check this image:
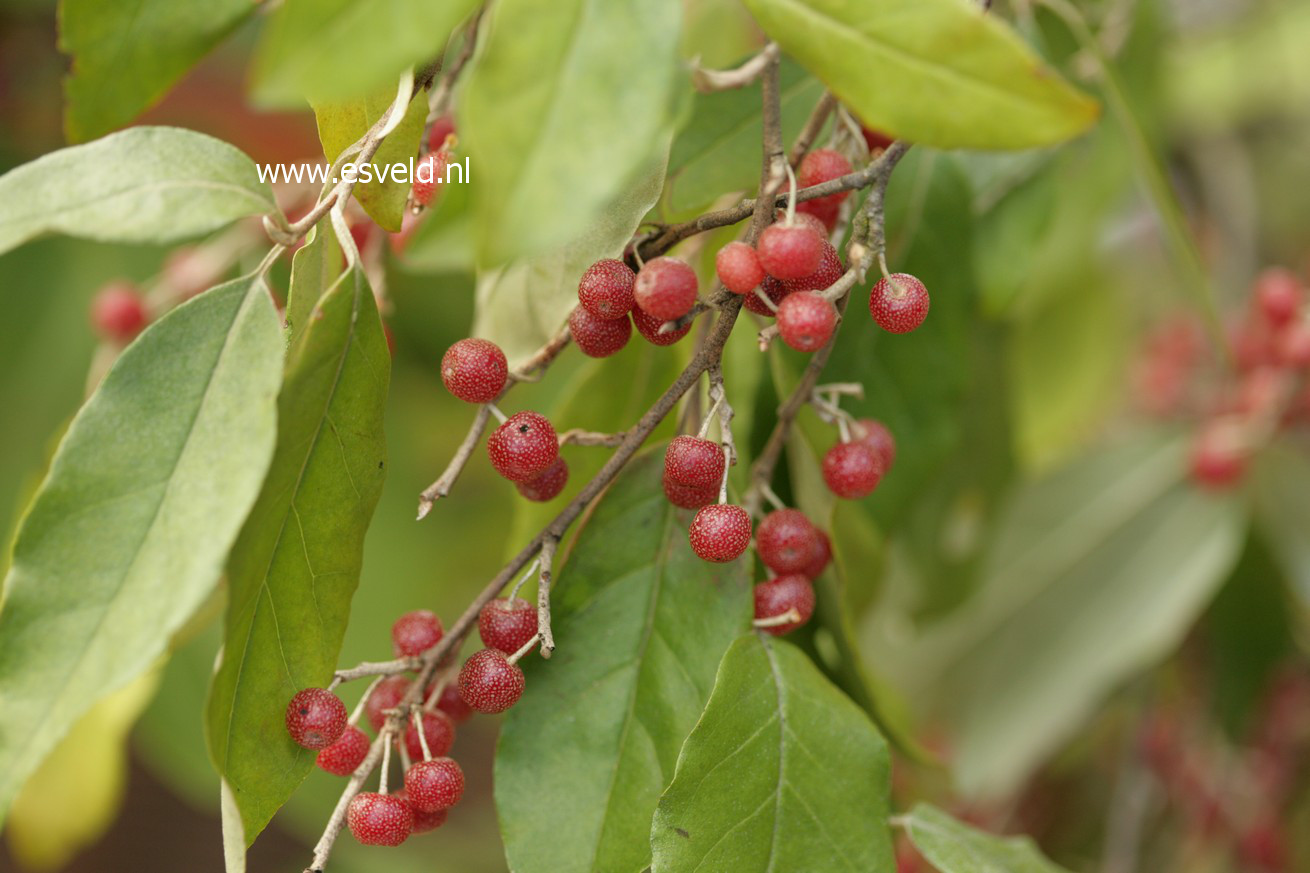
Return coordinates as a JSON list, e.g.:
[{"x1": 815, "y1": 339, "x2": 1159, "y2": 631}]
[
  {"x1": 472, "y1": 152, "x2": 668, "y2": 365},
  {"x1": 284, "y1": 222, "x2": 342, "y2": 348},
  {"x1": 740, "y1": 0, "x2": 1099, "y2": 149},
  {"x1": 1254, "y1": 444, "x2": 1310, "y2": 608},
  {"x1": 59, "y1": 0, "x2": 256, "y2": 142},
  {"x1": 651, "y1": 634, "x2": 896, "y2": 872},
  {"x1": 205, "y1": 266, "x2": 390, "y2": 844},
  {"x1": 495, "y1": 449, "x2": 752, "y2": 873},
  {"x1": 899, "y1": 803, "x2": 1072, "y2": 873},
  {"x1": 460, "y1": 0, "x2": 684, "y2": 264},
  {"x1": 252, "y1": 0, "x2": 478, "y2": 107},
  {"x1": 313, "y1": 88, "x2": 428, "y2": 232},
  {"x1": 0, "y1": 127, "x2": 277, "y2": 258},
  {"x1": 0, "y1": 277, "x2": 283, "y2": 817}
]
